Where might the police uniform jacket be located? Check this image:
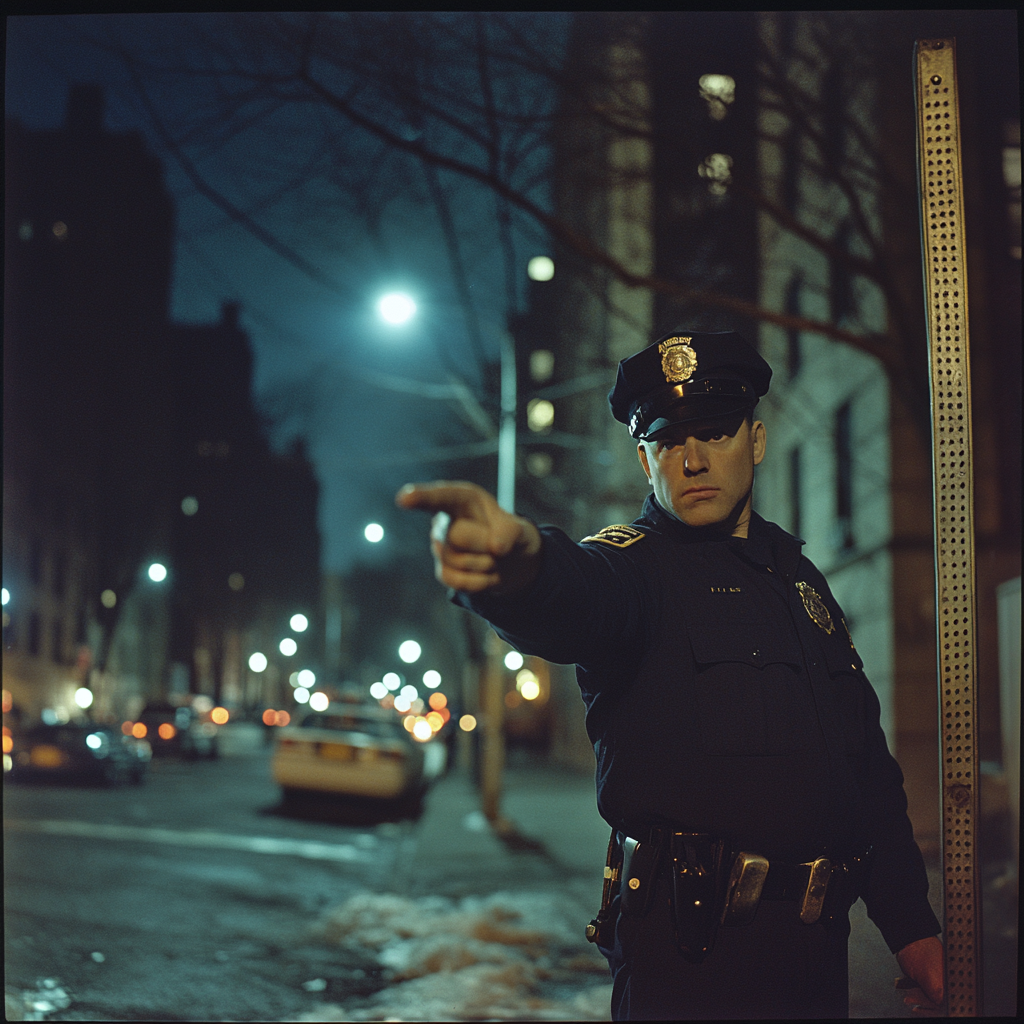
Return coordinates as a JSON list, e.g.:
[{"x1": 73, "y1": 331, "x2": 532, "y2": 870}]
[{"x1": 459, "y1": 494, "x2": 941, "y2": 955}]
